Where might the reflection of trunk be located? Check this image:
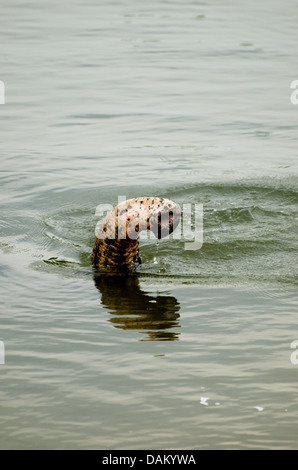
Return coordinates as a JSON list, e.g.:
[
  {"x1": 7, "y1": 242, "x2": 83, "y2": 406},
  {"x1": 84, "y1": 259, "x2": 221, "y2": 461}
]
[{"x1": 94, "y1": 274, "x2": 180, "y2": 341}]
